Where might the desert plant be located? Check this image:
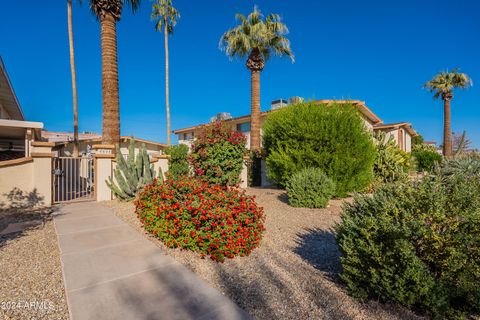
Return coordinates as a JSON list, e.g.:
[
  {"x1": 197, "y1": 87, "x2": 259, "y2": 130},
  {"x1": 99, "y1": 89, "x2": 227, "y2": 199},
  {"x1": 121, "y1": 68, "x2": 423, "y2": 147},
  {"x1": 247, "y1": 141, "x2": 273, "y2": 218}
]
[
  {"x1": 106, "y1": 140, "x2": 159, "y2": 201},
  {"x1": 372, "y1": 131, "x2": 411, "y2": 187},
  {"x1": 263, "y1": 101, "x2": 376, "y2": 196},
  {"x1": 190, "y1": 122, "x2": 246, "y2": 186},
  {"x1": 164, "y1": 144, "x2": 189, "y2": 179},
  {"x1": 220, "y1": 6, "x2": 293, "y2": 151},
  {"x1": 135, "y1": 176, "x2": 265, "y2": 262},
  {"x1": 413, "y1": 149, "x2": 443, "y2": 172},
  {"x1": 286, "y1": 167, "x2": 335, "y2": 208},
  {"x1": 336, "y1": 173, "x2": 480, "y2": 319}
]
